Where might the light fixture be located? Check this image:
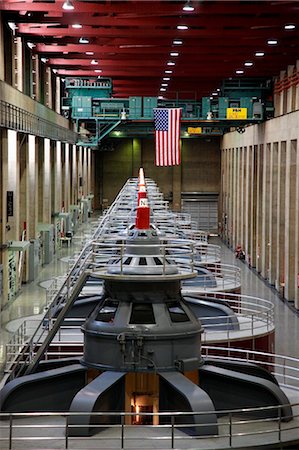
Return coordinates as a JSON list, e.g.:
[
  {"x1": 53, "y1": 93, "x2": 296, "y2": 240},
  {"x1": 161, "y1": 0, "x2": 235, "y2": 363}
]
[
  {"x1": 165, "y1": 70, "x2": 173, "y2": 74},
  {"x1": 72, "y1": 24, "x2": 82, "y2": 29},
  {"x1": 41, "y1": 58, "x2": 48, "y2": 63},
  {"x1": 217, "y1": 88, "x2": 220, "y2": 92},
  {"x1": 255, "y1": 51, "x2": 265, "y2": 56},
  {"x1": 173, "y1": 39, "x2": 183, "y2": 45},
  {"x1": 236, "y1": 69, "x2": 244, "y2": 74},
  {"x1": 244, "y1": 61, "x2": 253, "y2": 66},
  {"x1": 86, "y1": 51, "x2": 94, "y2": 55},
  {"x1": 63, "y1": 51, "x2": 69, "y2": 54},
  {"x1": 79, "y1": 37, "x2": 89, "y2": 44},
  {"x1": 161, "y1": 83, "x2": 168, "y2": 87},
  {"x1": 167, "y1": 61, "x2": 175, "y2": 66},
  {"x1": 177, "y1": 25, "x2": 189, "y2": 30},
  {"x1": 210, "y1": 96, "x2": 213, "y2": 100},
  {"x1": 62, "y1": 0, "x2": 74, "y2": 11},
  {"x1": 183, "y1": 1, "x2": 194, "y2": 12},
  {"x1": 158, "y1": 95, "x2": 164, "y2": 99},
  {"x1": 267, "y1": 39, "x2": 278, "y2": 45},
  {"x1": 27, "y1": 42, "x2": 35, "y2": 49},
  {"x1": 91, "y1": 59, "x2": 98, "y2": 65},
  {"x1": 52, "y1": 69, "x2": 58, "y2": 74},
  {"x1": 212, "y1": 92, "x2": 218, "y2": 96},
  {"x1": 284, "y1": 24, "x2": 296, "y2": 30},
  {"x1": 163, "y1": 77, "x2": 170, "y2": 81},
  {"x1": 160, "y1": 88, "x2": 166, "y2": 91},
  {"x1": 95, "y1": 69, "x2": 102, "y2": 73},
  {"x1": 170, "y1": 52, "x2": 179, "y2": 56}
]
